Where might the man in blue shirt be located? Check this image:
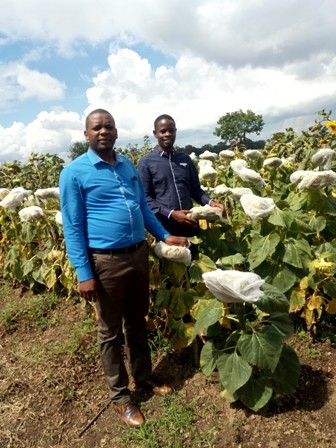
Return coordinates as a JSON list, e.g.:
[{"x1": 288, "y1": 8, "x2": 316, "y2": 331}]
[
  {"x1": 59, "y1": 109, "x2": 188, "y2": 427},
  {"x1": 138, "y1": 114, "x2": 224, "y2": 237}
]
